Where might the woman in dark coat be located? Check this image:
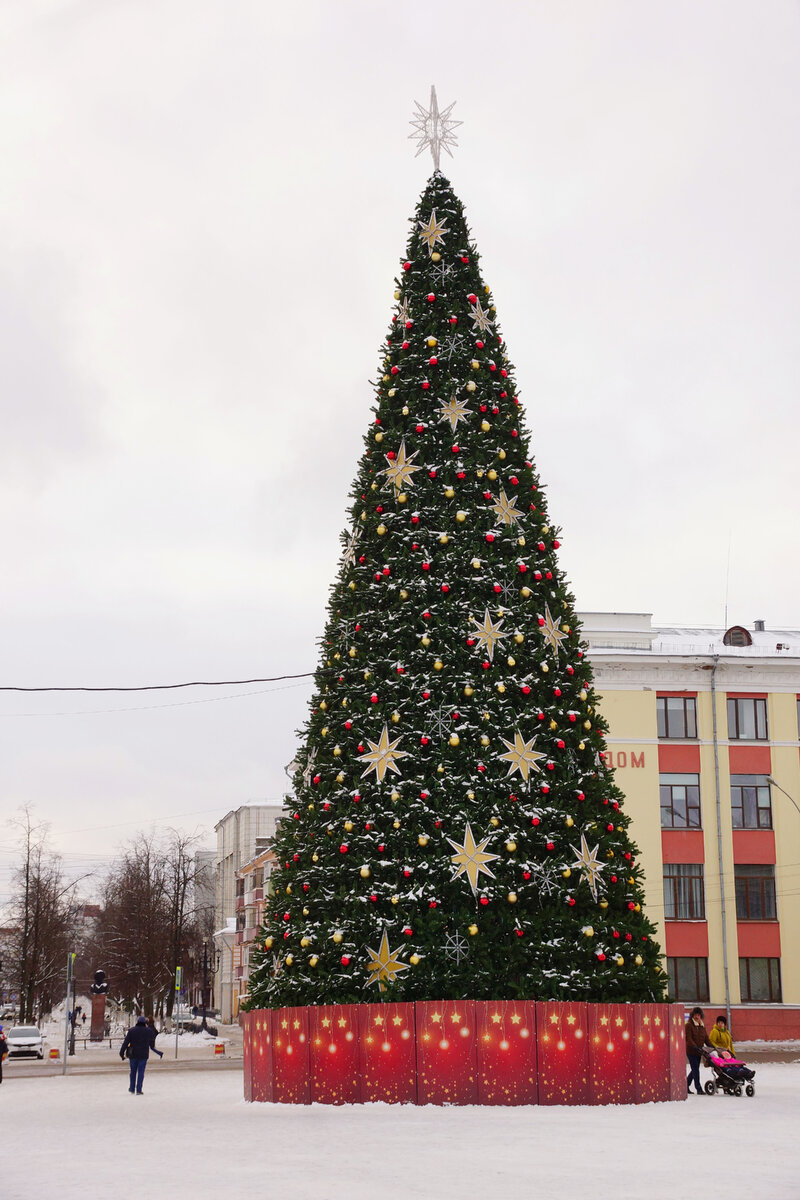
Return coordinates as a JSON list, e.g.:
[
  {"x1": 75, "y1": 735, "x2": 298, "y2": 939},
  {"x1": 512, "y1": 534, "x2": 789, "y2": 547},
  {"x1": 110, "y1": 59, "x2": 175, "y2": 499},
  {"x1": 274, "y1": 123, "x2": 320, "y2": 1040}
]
[{"x1": 685, "y1": 1006, "x2": 713, "y2": 1095}]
